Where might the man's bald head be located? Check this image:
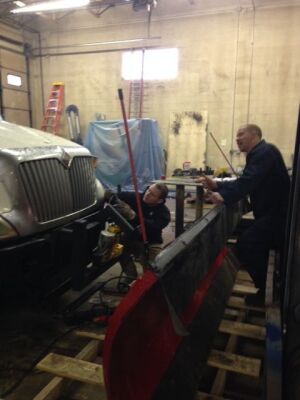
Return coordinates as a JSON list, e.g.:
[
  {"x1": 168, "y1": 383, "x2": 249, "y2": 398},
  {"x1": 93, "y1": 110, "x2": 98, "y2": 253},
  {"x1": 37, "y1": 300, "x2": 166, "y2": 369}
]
[{"x1": 236, "y1": 124, "x2": 263, "y2": 153}]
